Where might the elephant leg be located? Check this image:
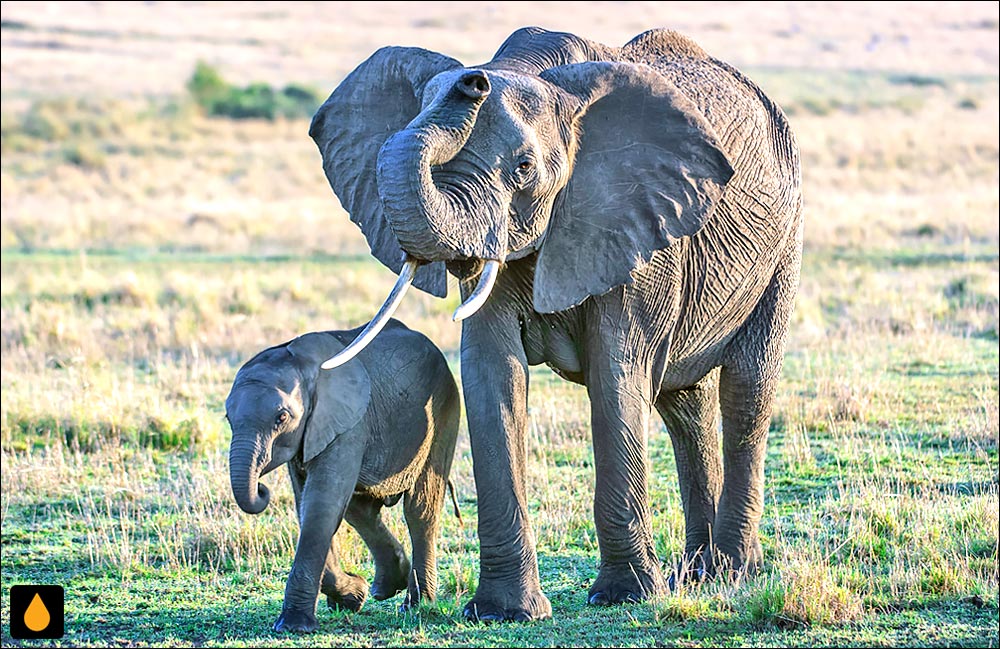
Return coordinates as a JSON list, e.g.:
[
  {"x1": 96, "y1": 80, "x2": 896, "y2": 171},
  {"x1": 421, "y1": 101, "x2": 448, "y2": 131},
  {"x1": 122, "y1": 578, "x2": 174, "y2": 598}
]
[
  {"x1": 655, "y1": 368, "x2": 723, "y2": 587},
  {"x1": 344, "y1": 494, "x2": 410, "y2": 602},
  {"x1": 318, "y1": 533, "x2": 369, "y2": 612},
  {"x1": 288, "y1": 465, "x2": 368, "y2": 616},
  {"x1": 585, "y1": 335, "x2": 666, "y2": 606},
  {"x1": 400, "y1": 399, "x2": 458, "y2": 610},
  {"x1": 715, "y1": 244, "x2": 800, "y2": 577},
  {"x1": 276, "y1": 452, "x2": 365, "y2": 633},
  {"x1": 460, "y1": 277, "x2": 551, "y2": 623},
  {"x1": 401, "y1": 473, "x2": 445, "y2": 609}
]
